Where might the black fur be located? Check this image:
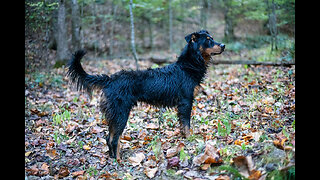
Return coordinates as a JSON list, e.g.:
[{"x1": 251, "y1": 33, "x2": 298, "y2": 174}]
[
  {"x1": 67, "y1": 50, "x2": 110, "y2": 97},
  {"x1": 67, "y1": 30, "x2": 225, "y2": 159}
]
